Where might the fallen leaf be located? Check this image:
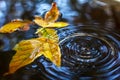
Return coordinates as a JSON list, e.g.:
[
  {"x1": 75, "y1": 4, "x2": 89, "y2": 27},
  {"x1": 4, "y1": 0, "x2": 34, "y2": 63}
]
[
  {"x1": 2, "y1": 2, "x2": 67, "y2": 76},
  {"x1": 34, "y1": 16, "x2": 48, "y2": 27},
  {"x1": 37, "y1": 38, "x2": 61, "y2": 67},
  {"x1": 36, "y1": 28, "x2": 58, "y2": 42},
  {"x1": 47, "y1": 22, "x2": 69, "y2": 28},
  {"x1": 0, "y1": 19, "x2": 32, "y2": 33},
  {"x1": 33, "y1": 2, "x2": 69, "y2": 28},
  {"x1": 44, "y1": 2, "x2": 60, "y2": 23},
  {"x1": 34, "y1": 16, "x2": 69, "y2": 28},
  {"x1": 4, "y1": 37, "x2": 61, "y2": 75},
  {"x1": 4, "y1": 39, "x2": 41, "y2": 75}
]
